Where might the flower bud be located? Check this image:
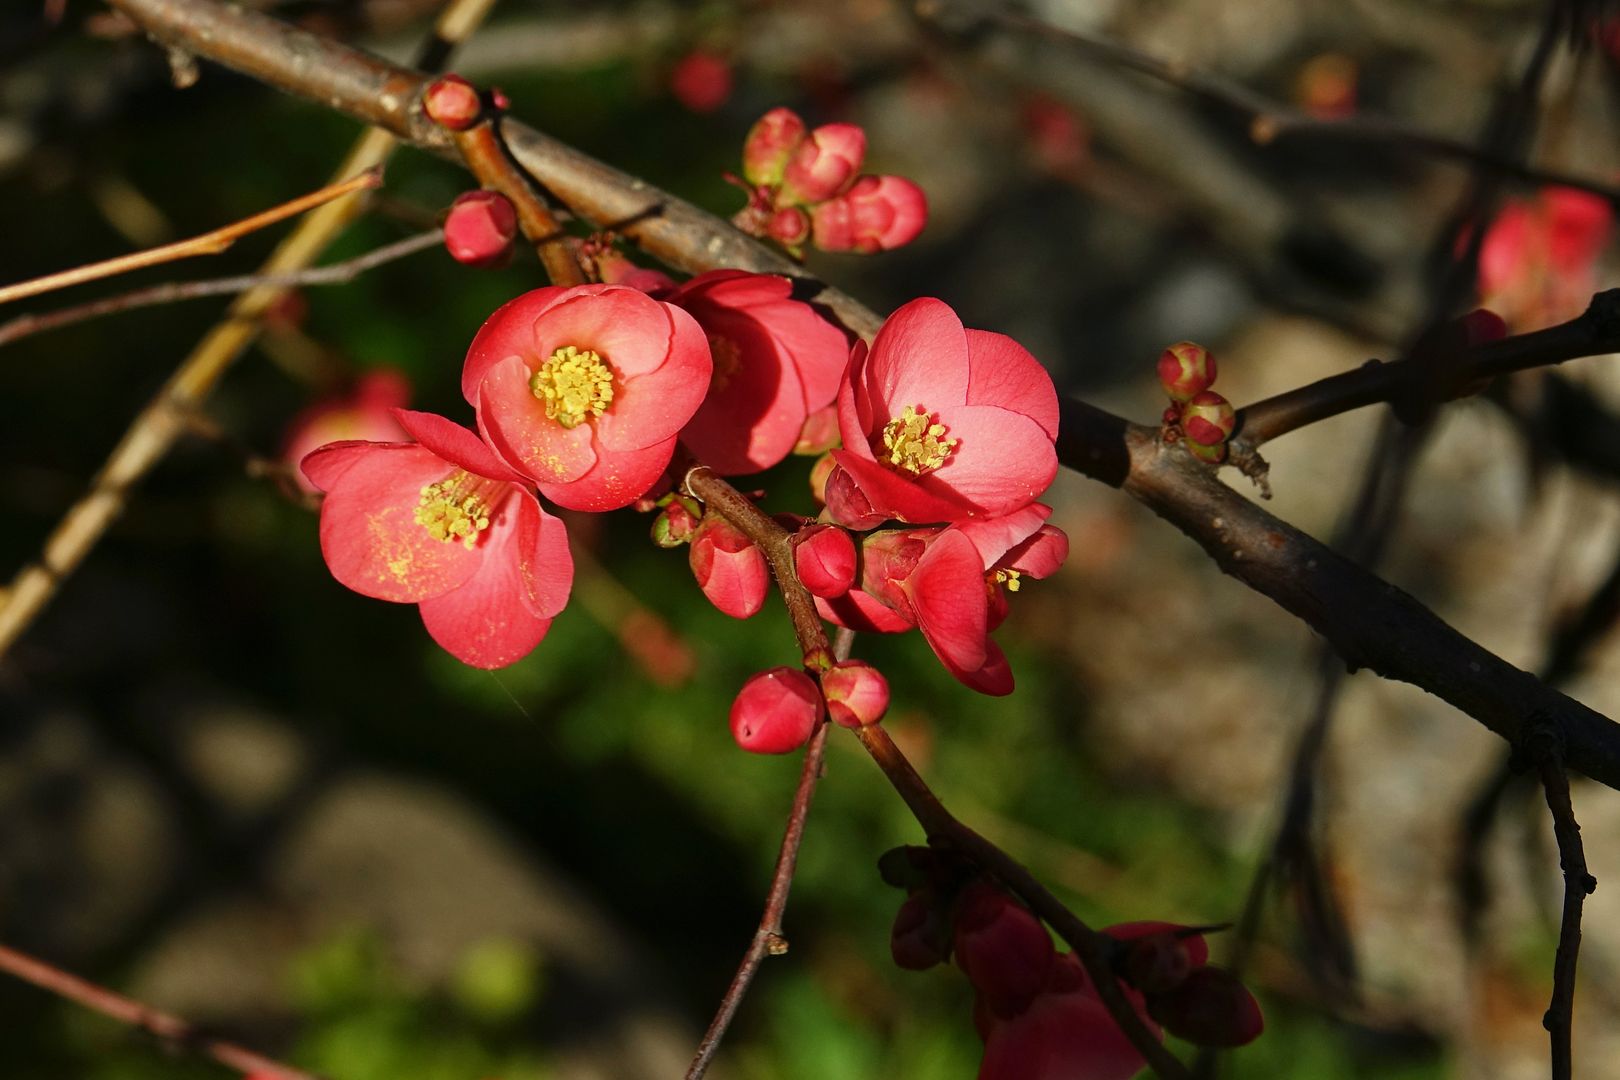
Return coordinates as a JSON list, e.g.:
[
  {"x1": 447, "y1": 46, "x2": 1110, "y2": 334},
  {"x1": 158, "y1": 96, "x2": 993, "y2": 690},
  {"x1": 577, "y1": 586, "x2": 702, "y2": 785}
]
[
  {"x1": 793, "y1": 524, "x2": 856, "y2": 598},
  {"x1": 809, "y1": 452, "x2": 838, "y2": 505},
  {"x1": 1180, "y1": 390, "x2": 1235, "y2": 447},
  {"x1": 743, "y1": 107, "x2": 808, "y2": 187},
  {"x1": 1186, "y1": 438, "x2": 1226, "y2": 464},
  {"x1": 891, "y1": 892, "x2": 952, "y2": 970},
  {"x1": 730, "y1": 667, "x2": 821, "y2": 754},
  {"x1": 1121, "y1": 933, "x2": 1196, "y2": 993},
  {"x1": 810, "y1": 174, "x2": 928, "y2": 253},
  {"x1": 1145, "y1": 966, "x2": 1264, "y2": 1048},
  {"x1": 1158, "y1": 341, "x2": 1216, "y2": 402},
  {"x1": 821, "y1": 659, "x2": 889, "y2": 728},
  {"x1": 690, "y1": 517, "x2": 769, "y2": 618},
  {"x1": 766, "y1": 206, "x2": 812, "y2": 248},
  {"x1": 651, "y1": 496, "x2": 702, "y2": 547},
  {"x1": 954, "y1": 881, "x2": 1056, "y2": 1020},
  {"x1": 823, "y1": 464, "x2": 888, "y2": 529},
  {"x1": 794, "y1": 405, "x2": 841, "y2": 456},
  {"x1": 443, "y1": 191, "x2": 518, "y2": 268},
  {"x1": 781, "y1": 123, "x2": 866, "y2": 204},
  {"x1": 423, "y1": 74, "x2": 481, "y2": 130}
]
